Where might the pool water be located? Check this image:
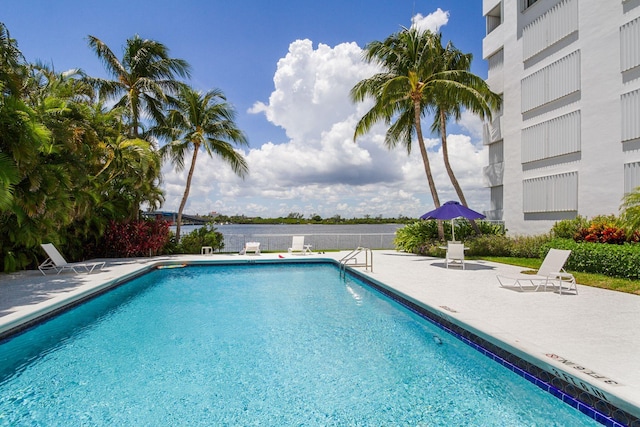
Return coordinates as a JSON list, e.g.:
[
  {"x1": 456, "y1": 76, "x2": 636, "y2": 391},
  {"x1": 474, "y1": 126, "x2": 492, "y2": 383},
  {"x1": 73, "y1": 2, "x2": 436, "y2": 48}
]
[{"x1": 0, "y1": 264, "x2": 600, "y2": 426}]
